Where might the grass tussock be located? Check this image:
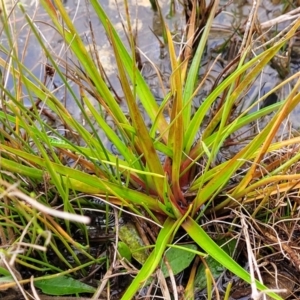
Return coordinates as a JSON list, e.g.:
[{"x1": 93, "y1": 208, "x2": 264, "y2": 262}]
[{"x1": 0, "y1": 0, "x2": 300, "y2": 299}]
